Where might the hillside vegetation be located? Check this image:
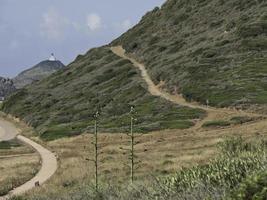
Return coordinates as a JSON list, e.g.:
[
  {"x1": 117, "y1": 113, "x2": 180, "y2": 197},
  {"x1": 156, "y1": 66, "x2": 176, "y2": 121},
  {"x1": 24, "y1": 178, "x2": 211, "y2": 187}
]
[
  {"x1": 2, "y1": 0, "x2": 267, "y2": 199},
  {"x1": 3, "y1": 48, "x2": 205, "y2": 140},
  {"x1": 112, "y1": 0, "x2": 267, "y2": 111},
  {"x1": 3, "y1": 0, "x2": 267, "y2": 140}
]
